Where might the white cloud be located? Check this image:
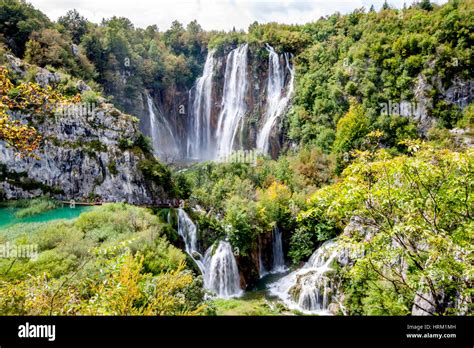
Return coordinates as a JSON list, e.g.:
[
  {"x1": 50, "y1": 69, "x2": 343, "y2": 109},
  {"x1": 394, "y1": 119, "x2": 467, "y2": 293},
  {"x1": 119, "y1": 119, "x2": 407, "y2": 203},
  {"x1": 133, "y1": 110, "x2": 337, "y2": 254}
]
[{"x1": 27, "y1": 0, "x2": 449, "y2": 31}]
